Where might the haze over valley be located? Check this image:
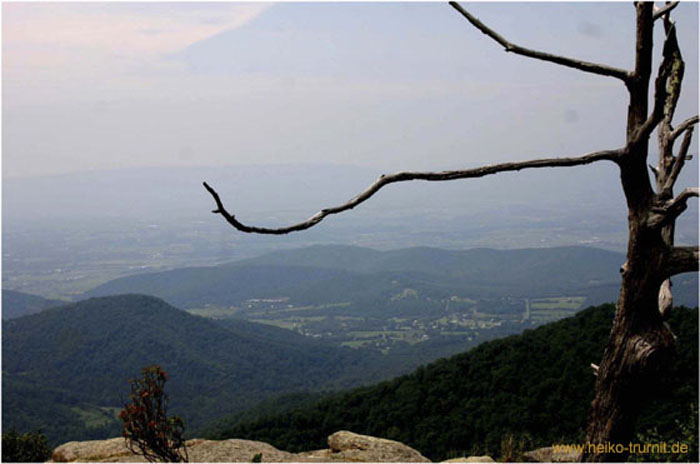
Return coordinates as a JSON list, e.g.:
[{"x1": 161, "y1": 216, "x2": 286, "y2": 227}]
[{"x1": 4, "y1": 163, "x2": 697, "y2": 300}]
